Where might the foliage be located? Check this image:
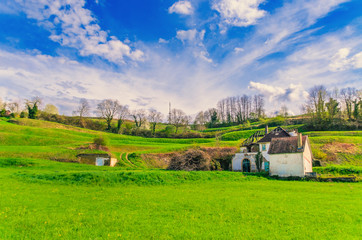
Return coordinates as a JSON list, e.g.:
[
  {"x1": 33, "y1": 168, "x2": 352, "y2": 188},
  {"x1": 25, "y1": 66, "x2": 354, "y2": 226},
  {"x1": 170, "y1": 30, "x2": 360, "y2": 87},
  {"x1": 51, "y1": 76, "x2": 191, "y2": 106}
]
[
  {"x1": 43, "y1": 104, "x2": 59, "y2": 115},
  {"x1": 255, "y1": 151, "x2": 263, "y2": 172},
  {"x1": 168, "y1": 148, "x2": 212, "y2": 171},
  {"x1": 313, "y1": 165, "x2": 361, "y2": 175},
  {"x1": 93, "y1": 136, "x2": 109, "y2": 147},
  {"x1": 26, "y1": 98, "x2": 41, "y2": 119}
]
